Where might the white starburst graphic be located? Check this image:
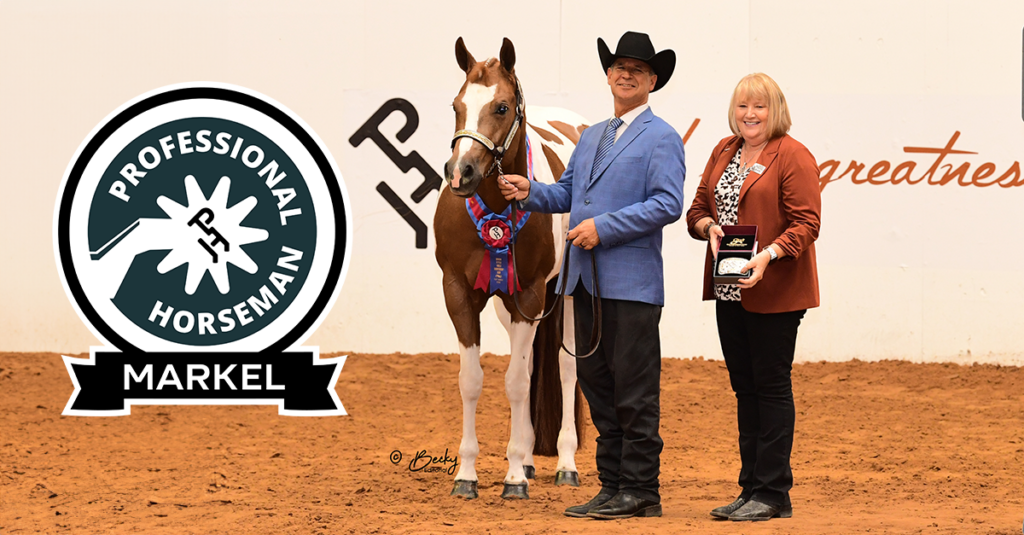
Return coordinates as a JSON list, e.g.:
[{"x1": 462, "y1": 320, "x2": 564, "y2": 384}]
[{"x1": 154, "y1": 175, "x2": 269, "y2": 295}]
